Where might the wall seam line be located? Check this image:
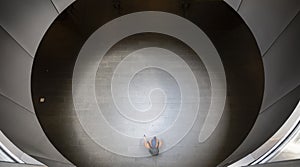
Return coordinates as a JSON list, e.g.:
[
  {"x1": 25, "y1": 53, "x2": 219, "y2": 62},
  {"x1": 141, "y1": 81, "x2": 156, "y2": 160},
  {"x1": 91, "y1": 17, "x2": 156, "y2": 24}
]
[
  {"x1": 0, "y1": 26, "x2": 34, "y2": 59},
  {"x1": 262, "y1": 10, "x2": 300, "y2": 57},
  {"x1": 0, "y1": 92, "x2": 35, "y2": 115},
  {"x1": 260, "y1": 84, "x2": 300, "y2": 115},
  {"x1": 49, "y1": 0, "x2": 60, "y2": 14},
  {"x1": 32, "y1": 155, "x2": 74, "y2": 166},
  {"x1": 237, "y1": 0, "x2": 243, "y2": 11}
]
